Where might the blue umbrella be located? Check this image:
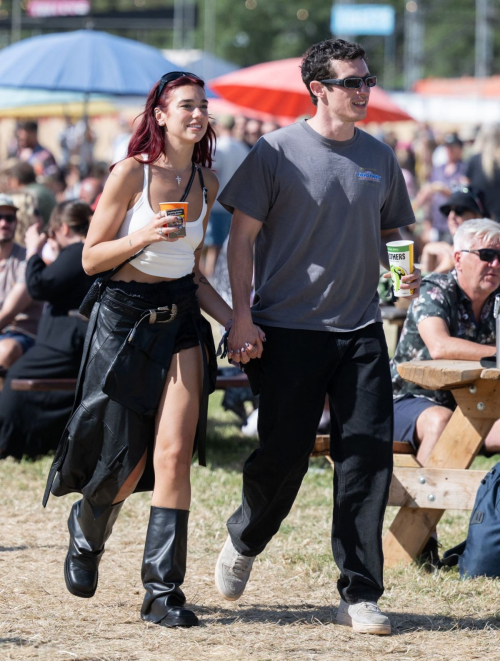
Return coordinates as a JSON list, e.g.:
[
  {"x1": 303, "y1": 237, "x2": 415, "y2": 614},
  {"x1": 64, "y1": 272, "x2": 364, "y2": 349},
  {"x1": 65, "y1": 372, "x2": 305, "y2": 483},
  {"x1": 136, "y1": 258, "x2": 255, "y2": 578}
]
[{"x1": 0, "y1": 29, "x2": 177, "y2": 96}]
